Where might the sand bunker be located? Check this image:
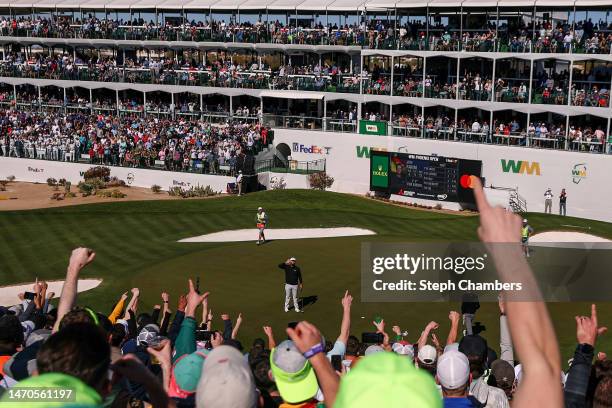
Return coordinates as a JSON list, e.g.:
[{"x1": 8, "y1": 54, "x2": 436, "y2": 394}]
[
  {"x1": 179, "y1": 227, "x2": 376, "y2": 243},
  {"x1": 0, "y1": 279, "x2": 102, "y2": 306},
  {"x1": 530, "y1": 231, "x2": 611, "y2": 249}
]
